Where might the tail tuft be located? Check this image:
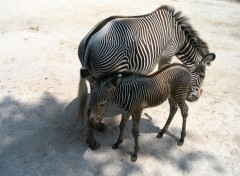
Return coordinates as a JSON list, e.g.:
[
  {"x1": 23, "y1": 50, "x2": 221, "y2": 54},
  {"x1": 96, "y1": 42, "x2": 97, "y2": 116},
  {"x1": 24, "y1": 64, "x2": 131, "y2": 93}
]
[{"x1": 77, "y1": 75, "x2": 88, "y2": 124}]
